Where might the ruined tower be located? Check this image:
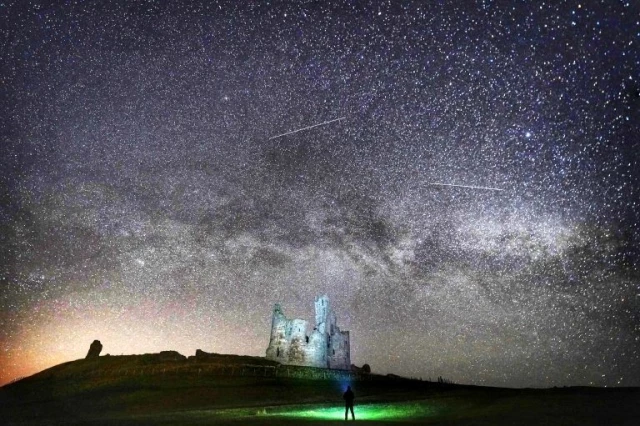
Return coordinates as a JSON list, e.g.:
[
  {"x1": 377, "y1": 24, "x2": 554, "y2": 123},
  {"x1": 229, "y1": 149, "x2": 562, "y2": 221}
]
[{"x1": 266, "y1": 295, "x2": 351, "y2": 369}]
